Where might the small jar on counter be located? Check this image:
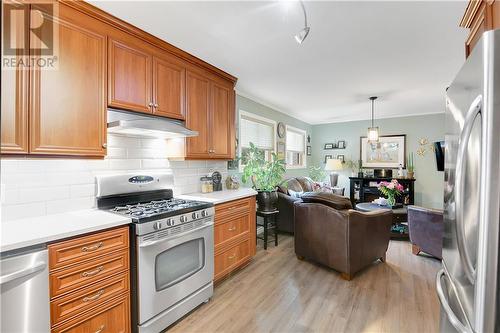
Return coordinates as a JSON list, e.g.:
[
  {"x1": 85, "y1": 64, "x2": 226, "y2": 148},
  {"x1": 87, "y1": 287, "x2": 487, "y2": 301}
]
[{"x1": 200, "y1": 176, "x2": 213, "y2": 193}]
